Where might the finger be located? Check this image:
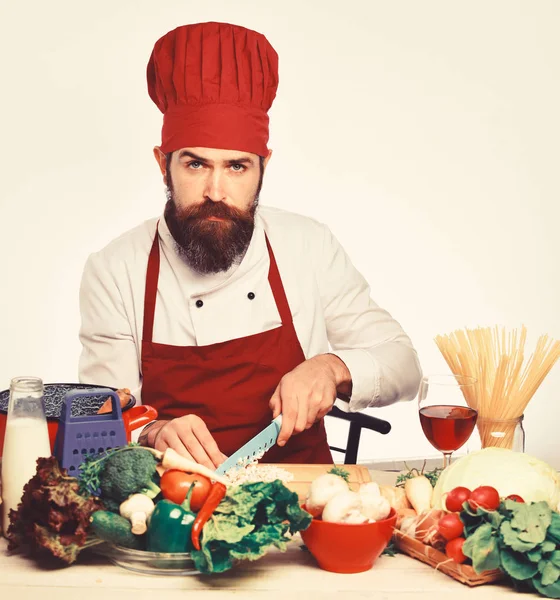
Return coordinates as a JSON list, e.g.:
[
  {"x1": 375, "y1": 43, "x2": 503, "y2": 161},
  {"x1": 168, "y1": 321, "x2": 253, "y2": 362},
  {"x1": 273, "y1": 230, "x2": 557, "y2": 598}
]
[
  {"x1": 192, "y1": 421, "x2": 226, "y2": 469},
  {"x1": 269, "y1": 386, "x2": 281, "y2": 419},
  {"x1": 293, "y1": 393, "x2": 309, "y2": 435},
  {"x1": 306, "y1": 396, "x2": 321, "y2": 429},
  {"x1": 176, "y1": 428, "x2": 215, "y2": 470},
  {"x1": 277, "y1": 385, "x2": 298, "y2": 447},
  {"x1": 307, "y1": 384, "x2": 334, "y2": 426},
  {"x1": 316, "y1": 394, "x2": 336, "y2": 421},
  {"x1": 156, "y1": 428, "x2": 195, "y2": 461}
]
